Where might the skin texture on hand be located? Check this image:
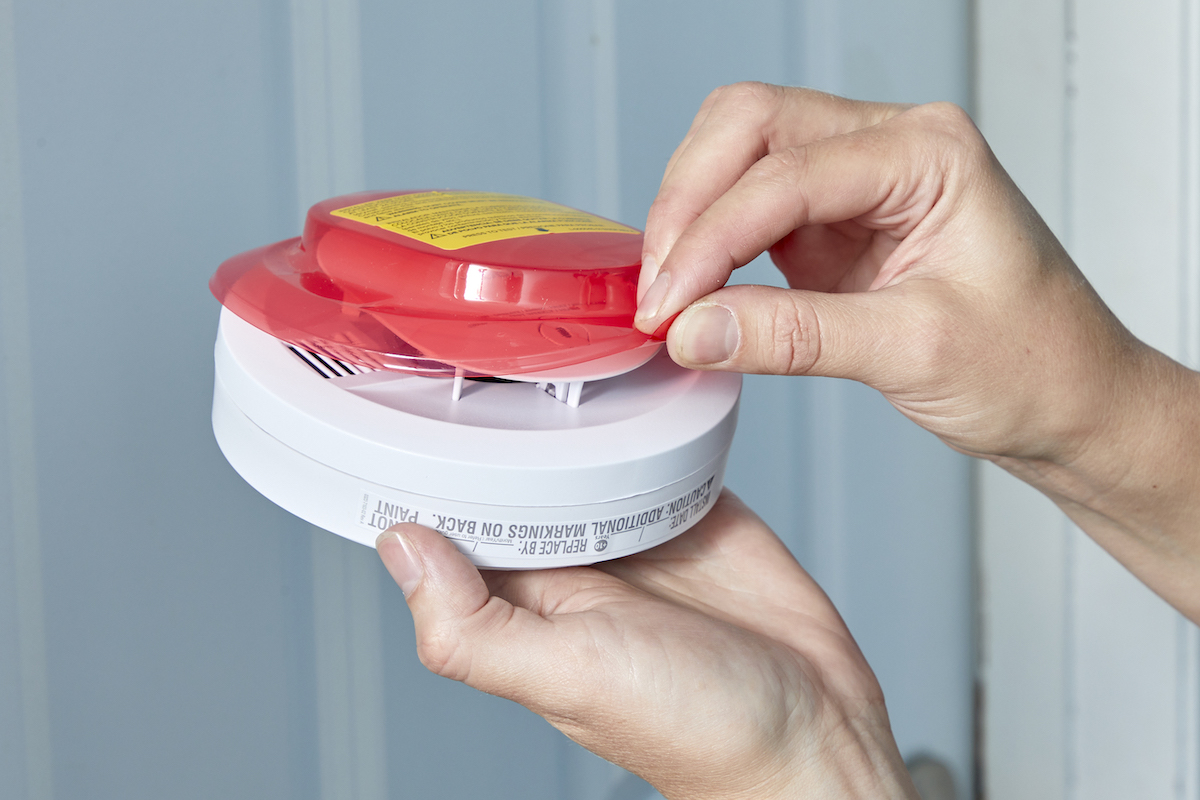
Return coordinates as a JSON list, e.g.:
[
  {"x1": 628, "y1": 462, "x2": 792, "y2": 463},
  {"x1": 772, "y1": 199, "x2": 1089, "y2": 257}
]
[
  {"x1": 378, "y1": 492, "x2": 919, "y2": 800},
  {"x1": 636, "y1": 82, "x2": 1200, "y2": 622}
]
